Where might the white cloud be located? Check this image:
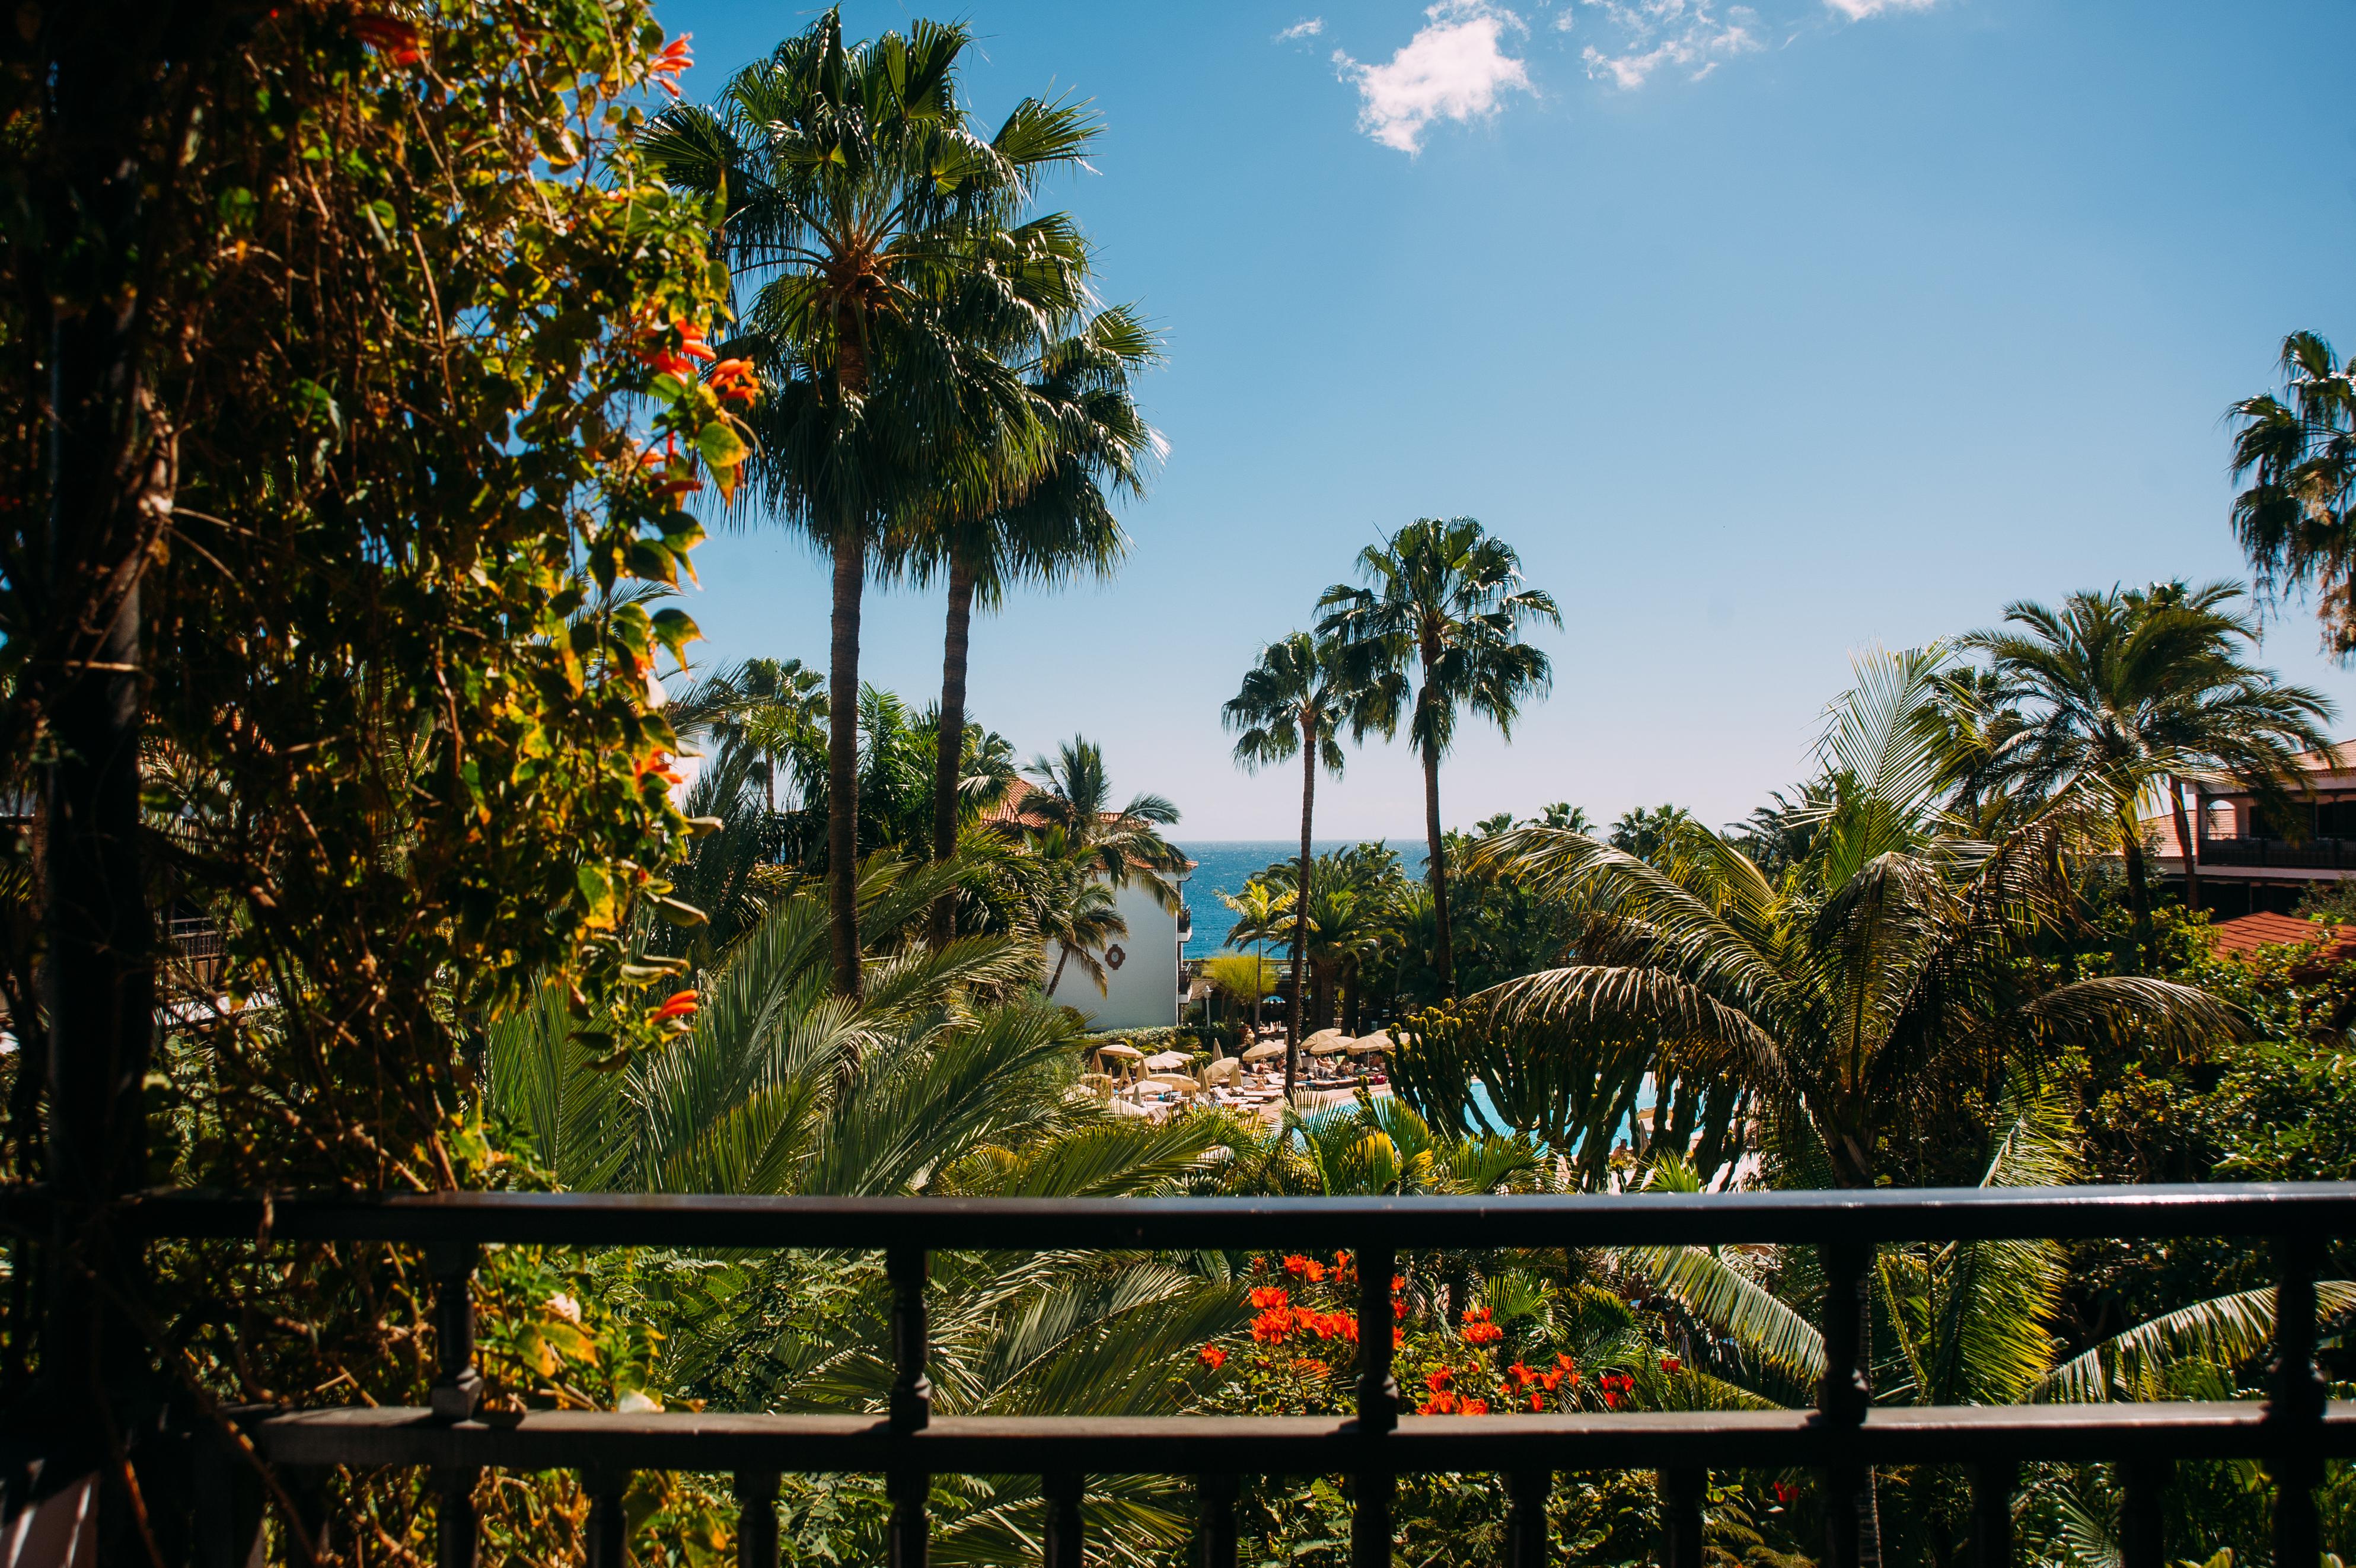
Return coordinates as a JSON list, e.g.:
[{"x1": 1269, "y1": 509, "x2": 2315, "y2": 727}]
[
  {"x1": 1823, "y1": 0, "x2": 1936, "y2": 15},
  {"x1": 1576, "y1": 0, "x2": 1759, "y2": 88},
  {"x1": 1276, "y1": 17, "x2": 1326, "y2": 42},
  {"x1": 1331, "y1": 2, "x2": 1535, "y2": 154}
]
